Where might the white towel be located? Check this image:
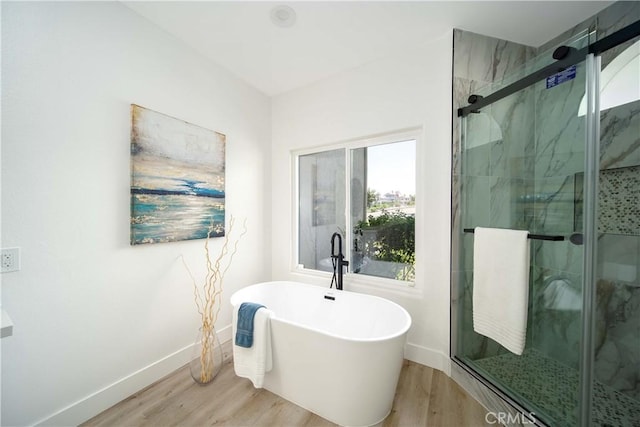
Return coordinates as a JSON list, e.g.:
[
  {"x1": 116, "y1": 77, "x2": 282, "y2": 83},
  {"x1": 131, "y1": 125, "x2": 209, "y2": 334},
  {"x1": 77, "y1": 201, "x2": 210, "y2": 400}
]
[
  {"x1": 232, "y1": 304, "x2": 273, "y2": 388},
  {"x1": 473, "y1": 227, "x2": 530, "y2": 355}
]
